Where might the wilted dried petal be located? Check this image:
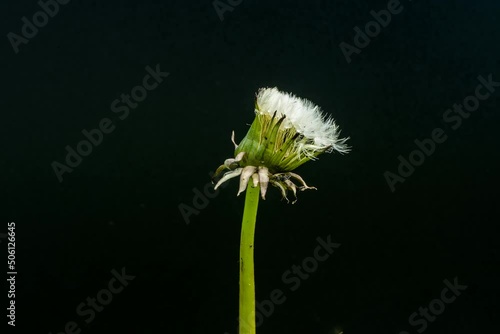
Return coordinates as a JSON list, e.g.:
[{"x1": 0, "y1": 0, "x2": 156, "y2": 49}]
[
  {"x1": 258, "y1": 167, "x2": 269, "y2": 200},
  {"x1": 237, "y1": 166, "x2": 257, "y2": 196},
  {"x1": 214, "y1": 168, "x2": 243, "y2": 190},
  {"x1": 289, "y1": 172, "x2": 317, "y2": 191},
  {"x1": 231, "y1": 130, "x2": 238, "y2": 149},
  {"x1": 284, "y1": 179, "x2": 298, "y2": 203},
  {"x1": 251, "y1": 173, "x2": 259, "y2": 187},
  {"x1": 270, "y1": 180, "x2": 289, "y2": 203}
]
